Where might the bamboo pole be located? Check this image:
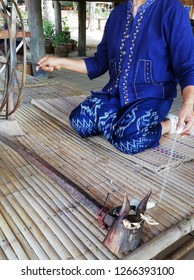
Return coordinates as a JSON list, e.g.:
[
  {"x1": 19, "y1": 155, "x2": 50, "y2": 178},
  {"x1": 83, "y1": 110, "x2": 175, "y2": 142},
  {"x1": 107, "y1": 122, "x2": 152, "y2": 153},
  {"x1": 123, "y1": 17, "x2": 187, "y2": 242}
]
[
  {"x1": 0, "y1": 198, "x2": 38, "y2": 259},
  {"x1": 0, "y1": 243, "x2": 8, "y2": 260},
  {"x1": 124, "y1": 214, "x2": 194, "y2": 260},
  {"x1": 17, "y1": 189, "x2": 89, "y2": 260},
  {"x1": 166, "y1": 236, "x2": 194, "y2": 260},
  {"x1": 0, "y1": 197, "x2": 53, "y2": 259},
  {"x1": 26, "y1": 187, "x2": 106, "y2": 260},
  {"x1": 0, "y1": 212, "x2": 29, "y2": 259},
  {"x1": 0, "y1": 226, "x2": 18, "y2": 260}
]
